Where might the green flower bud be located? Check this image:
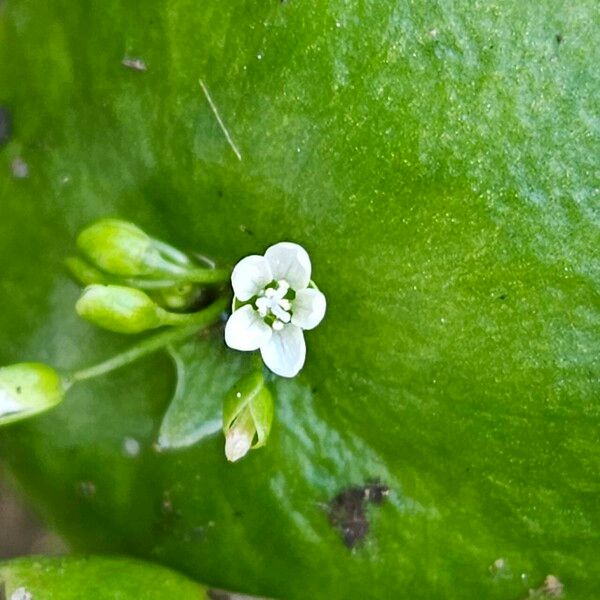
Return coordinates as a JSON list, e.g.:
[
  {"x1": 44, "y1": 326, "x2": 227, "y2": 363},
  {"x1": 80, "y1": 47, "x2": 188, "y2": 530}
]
[
  {"x1": 223, "y1": 371, "x2": 274, "y2": 462},
  {"x1": 77, "y1": 219, "x2": 188, "y2": 278},
  {"x1": 76, "y1": 284, "x2": 180, "y2": 334},
  {"x1": 0, "y1": 363, "x2": 65, "y2": 426}
]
